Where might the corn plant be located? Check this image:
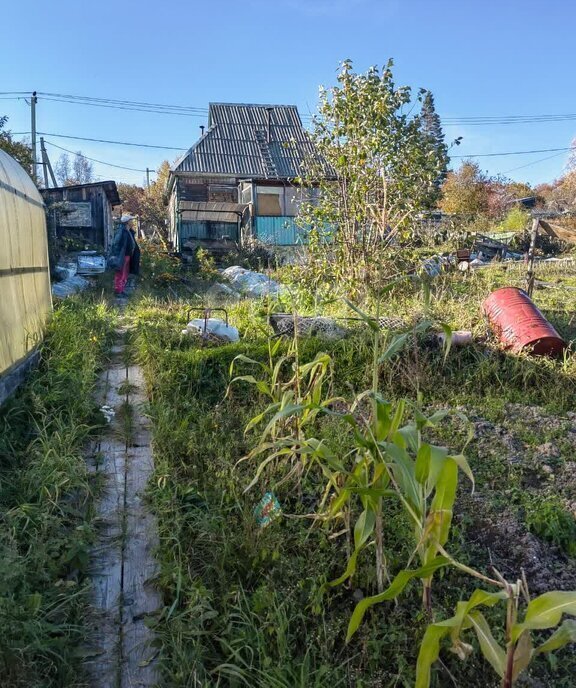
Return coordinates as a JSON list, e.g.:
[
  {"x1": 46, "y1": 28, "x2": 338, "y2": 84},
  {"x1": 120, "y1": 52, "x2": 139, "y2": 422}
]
[
  {"x1": 337, "y1": 398, "x2": 478, "y2": 641},
  {"x1": 416, "y1": 578, "x2": 576, "y2": 688},
  {"x1": 229, "y1": 334, "x2": 343, "y2": 491}
]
